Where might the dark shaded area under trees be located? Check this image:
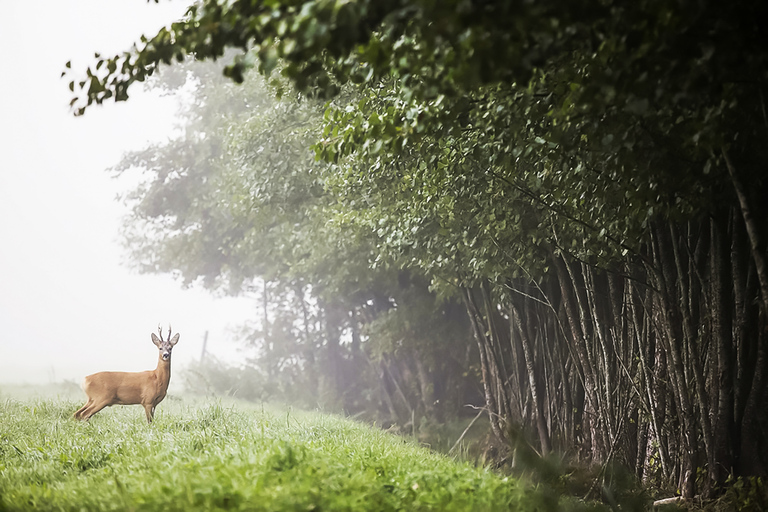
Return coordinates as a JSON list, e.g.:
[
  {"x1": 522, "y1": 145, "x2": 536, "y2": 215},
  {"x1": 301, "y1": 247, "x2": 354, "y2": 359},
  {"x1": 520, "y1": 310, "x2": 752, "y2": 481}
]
[{"x1": 72, "y1": 0, "x2": 768, "y2": 501}]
